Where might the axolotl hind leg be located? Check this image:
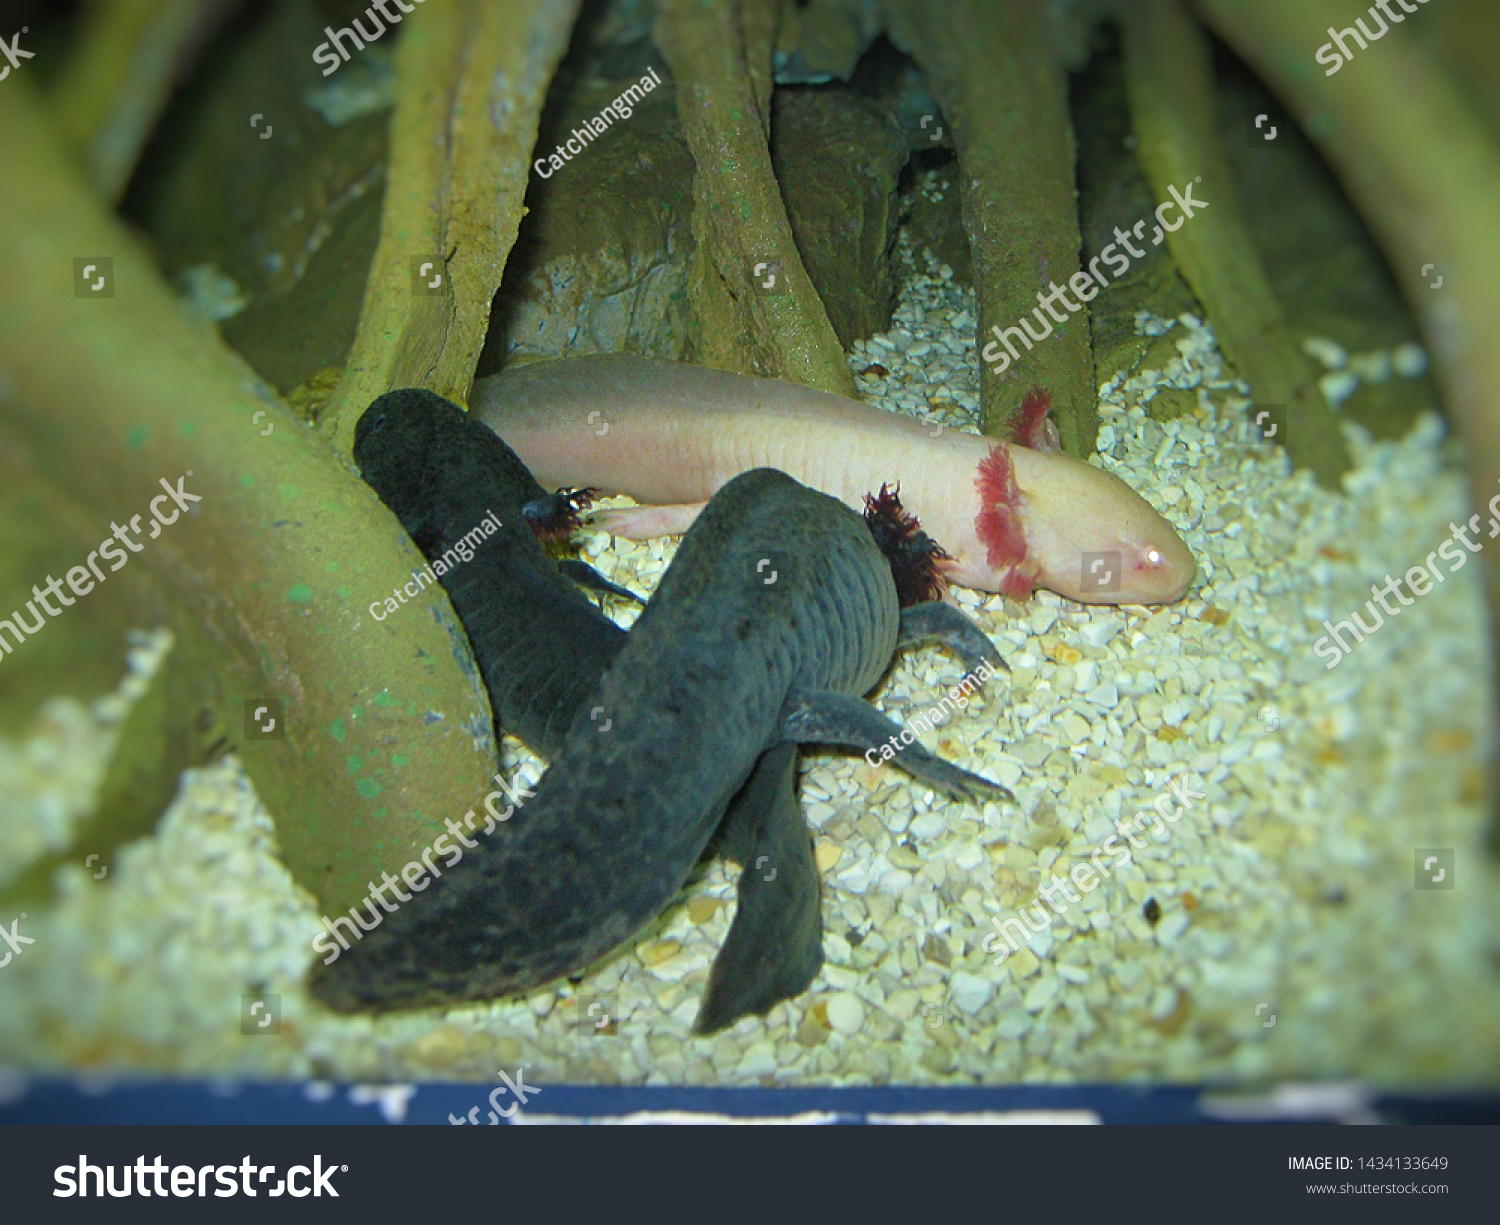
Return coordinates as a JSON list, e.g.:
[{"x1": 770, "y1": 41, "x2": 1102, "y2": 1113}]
[
  {"x1": 898, "y1": 601, "x2": 1007, "y2": 677},
  {"x1": 782, "y1": 690, "x2": 1013, "y2": 804},
  {"x1": 695, "y1": 743, "x2": 823, "y2": 1035}
]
